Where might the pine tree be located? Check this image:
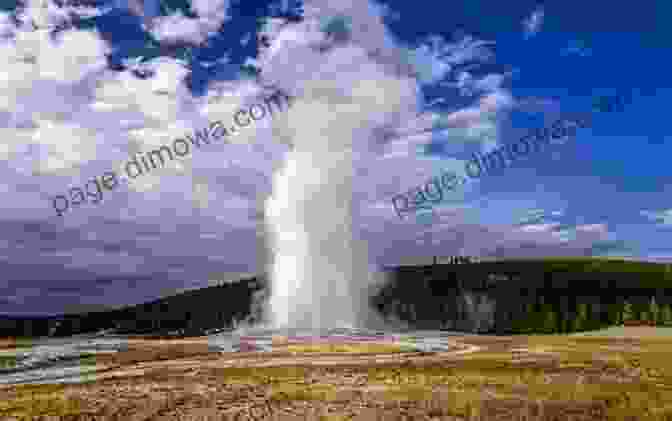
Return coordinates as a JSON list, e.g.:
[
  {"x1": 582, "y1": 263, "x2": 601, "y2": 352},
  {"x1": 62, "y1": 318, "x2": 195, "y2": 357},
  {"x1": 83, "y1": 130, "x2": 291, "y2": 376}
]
[
  {"x1": 661, "y1": 303, "x2": 672, "y2": 326},
  {"x1": 578, "y1": 302, "x2": 588, "y2": 321},
  {"x1": 571, "y1": 313, "x2": 582, "y2": 332},
  {"x1": 542, "y1": 305, "x2": 557, "y2": 334},
  {"x1": 584, "y1": 302, "x2": 598, "y2": 330},
  {"x1": 622, "y1": 300, "x2": 634, "y2": 324},
  {"x1": 640, "y1": 298, "x2": 651, "y2": 324},
  {"x1": 510, "y1": 314, "x2": 521, "y2": 333},
  {"x1": 656, "y1": 301, "x2": 666, "y2": 326},
  {"x1": 651, "y1": 297, "x2": 660, "y2": 326},
  {"x1": 641, "y1": 310, "x2": 650, "y2": 324},
  {"x1": 573, "y1": 302, "x2": 588, "y2": 332},
  {"x1": 611, "y1": 302, "x2": 623, "y2": 326},
  {"x1": 570, "y1": 305, "x2": 580, "y2": 332},
  {"x1": 521, "y1": 303, "x2": 535, "y2": 333},
  {"x1": 531, "y1": 302, "x2": 541, "y2": 333}
]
